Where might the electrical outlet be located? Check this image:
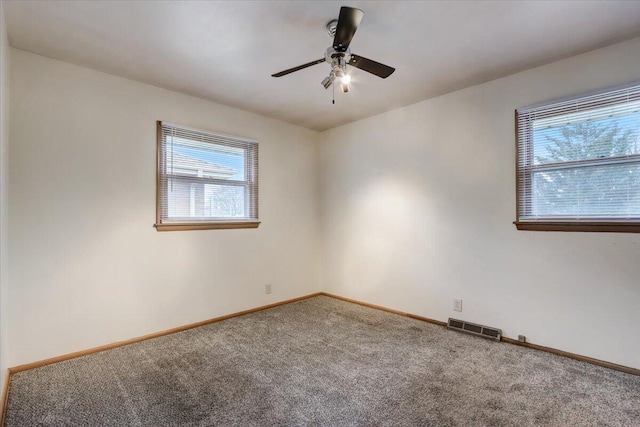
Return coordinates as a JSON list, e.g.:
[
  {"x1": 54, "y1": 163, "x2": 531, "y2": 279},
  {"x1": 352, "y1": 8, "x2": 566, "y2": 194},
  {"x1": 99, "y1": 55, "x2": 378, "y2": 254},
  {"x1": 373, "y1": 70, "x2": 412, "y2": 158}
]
[
  {"x1": 453, "y1": 298, "x2": 463, "y2": 312},
  {"x1": 265, "y1": 284, "x2": 272, "y2": 294}
]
